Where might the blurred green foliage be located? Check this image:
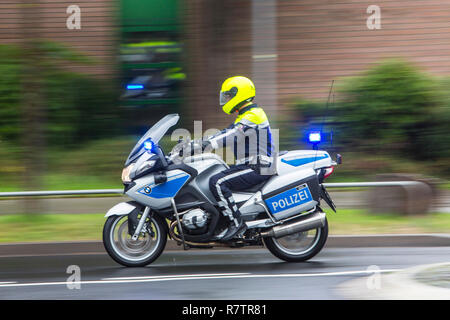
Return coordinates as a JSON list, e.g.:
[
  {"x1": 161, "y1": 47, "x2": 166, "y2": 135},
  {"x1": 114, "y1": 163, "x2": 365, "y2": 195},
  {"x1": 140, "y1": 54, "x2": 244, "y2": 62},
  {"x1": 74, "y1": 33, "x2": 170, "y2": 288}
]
[
  {"x1": 1, "y1": 49, "x2": 449, "y2": 189},
  {"x1": 0, "y1": 43, "x2": 120, "y2": 147},
  {"x1": 0, "y1": 135, "x2": 179, "y2": 191},
  {"x1": 291, "y1": 59, "x2": 450, "y2": 176},
  {"x1": 45, "y1": 71, "x2": 120, "y2": 146},
  {"x1": 0, "y1": 45, "x2": 22, "y2": 142}
]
